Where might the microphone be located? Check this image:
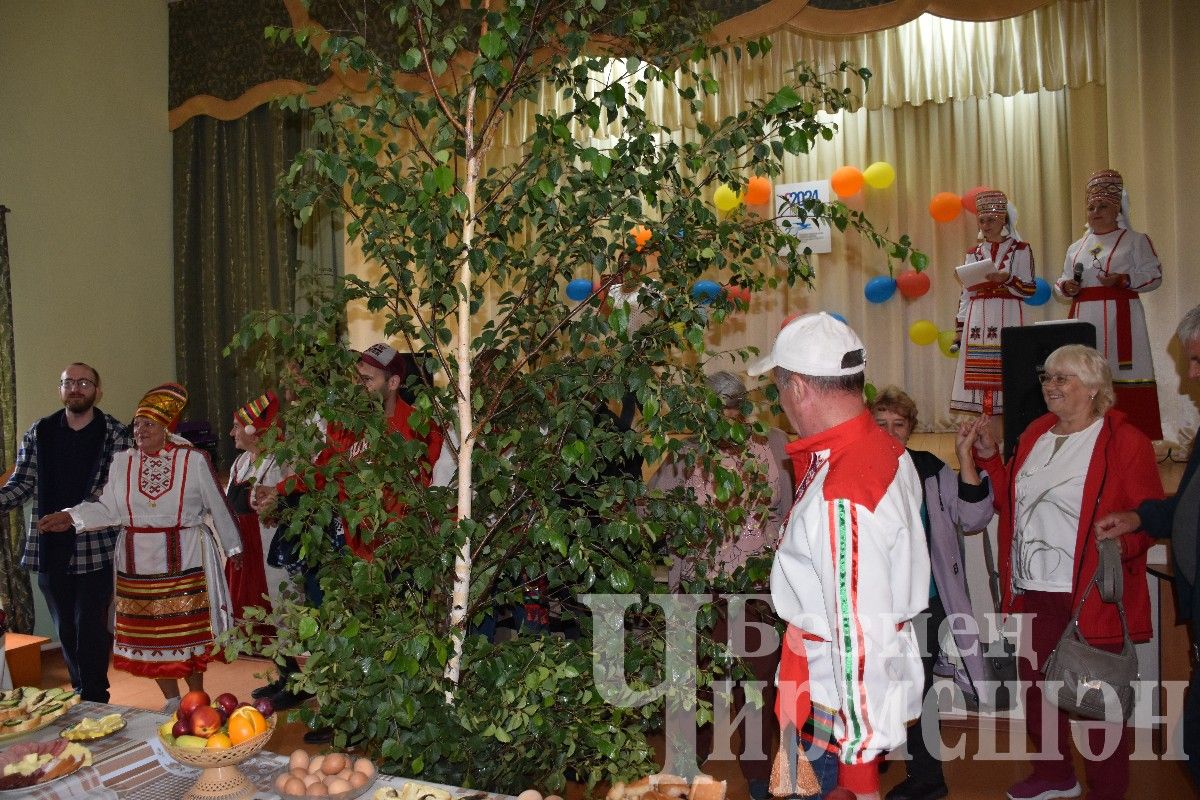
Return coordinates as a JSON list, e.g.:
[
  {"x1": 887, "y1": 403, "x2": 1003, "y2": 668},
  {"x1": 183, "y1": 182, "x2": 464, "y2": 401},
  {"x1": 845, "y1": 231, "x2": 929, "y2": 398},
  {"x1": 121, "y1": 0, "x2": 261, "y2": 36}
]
[{"x1": 1072, "y1": 262, "x2": 1084, "y2": 284}]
